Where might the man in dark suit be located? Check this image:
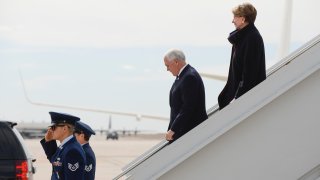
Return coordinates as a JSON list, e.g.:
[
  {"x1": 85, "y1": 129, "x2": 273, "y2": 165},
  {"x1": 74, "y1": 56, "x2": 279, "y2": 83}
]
[
  {"x1": 40, "y1": 112, "x2": 86, "y2": 180},
  {"x1": 74, "y1": 121, "x2": 96, "y2": 180},
  {"x1": 164, "y1": 49, "x2": 208, "y2": 143}
]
